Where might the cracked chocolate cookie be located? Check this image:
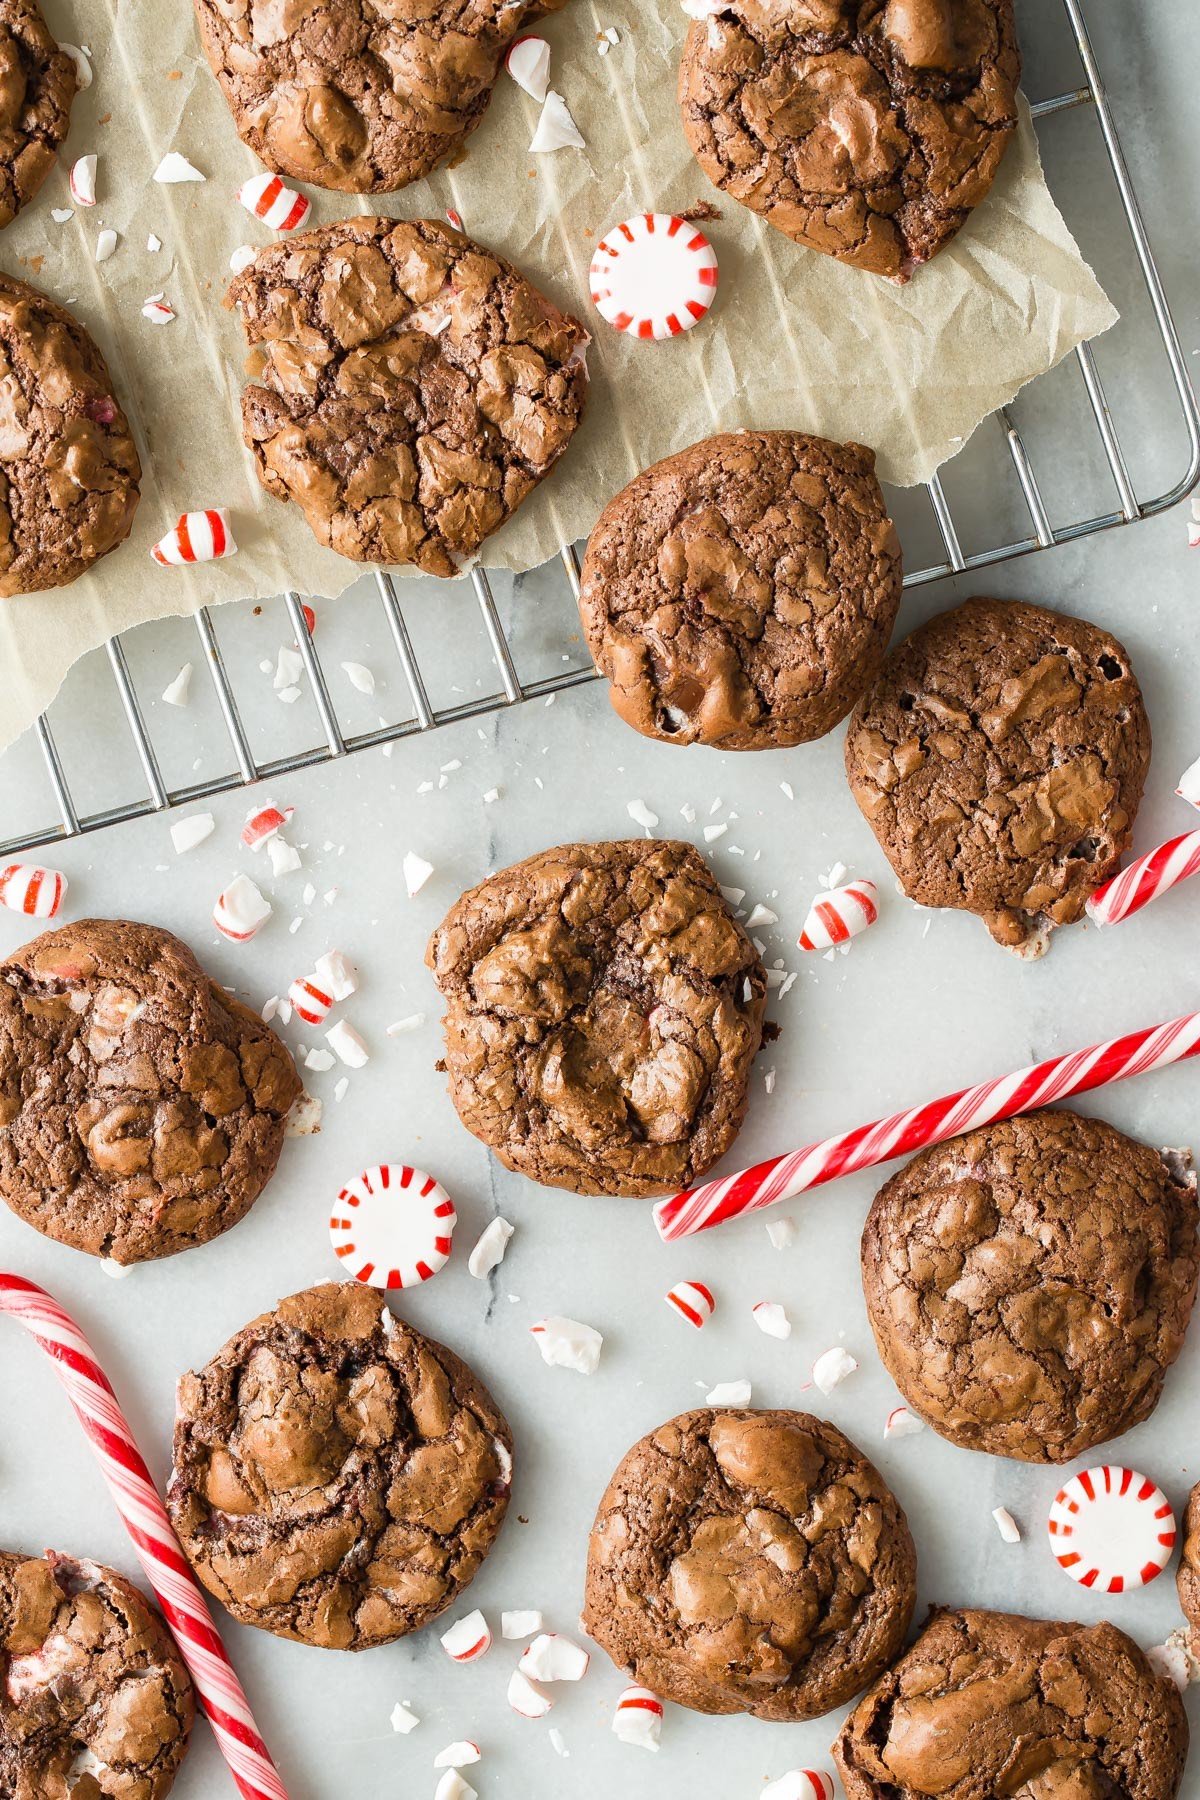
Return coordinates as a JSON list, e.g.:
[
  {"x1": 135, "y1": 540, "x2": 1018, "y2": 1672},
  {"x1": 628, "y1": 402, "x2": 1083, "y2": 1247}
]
[
  {"x1": 862, "y1": 1112, "x2": 1199, "y2": 1464},
  {"x1": 679, "y1": 0, "x2": 1021, "y2": 282},
  {"x1": 193, "y1": 0, "x2": 566, "y2": 194},
  {"x1": 0, "y1": 918, "x2": 301, "y2": 1264},
  {"x1": 0, "y1": 1, "x2": 77, "y2": 230},
  {"x1": 582, "y1": 1409, "x2": 916, "y2": 1719},
  {"x1": 844, "y1": 598, "x2": 1151, "y2": 952},
  {"x1": 1179, "y1": 1484, "x2": 1200, "y2": 1658},
  {"x1": 426, "y1": 839, "x2": 767, "y2": 1197},
  {"x1": 167, "y1": 1283, "x2": 513, "y2": 1650},
  {"x1": 0, "y1": 1549, "x2": 195, "y2": 1799},
  {"x1": 0, "y1": 275, "x2": 141, "y2": 596},
  {"x1": 227, "y1": 216, "x2": 588, "y2": 576},
  {"x1": 577, "y1": 430, "x2": 902, "y2": 750},
  {"x1": 834, "y1": 1607, "x2": 1189, "y2": 1800}
]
